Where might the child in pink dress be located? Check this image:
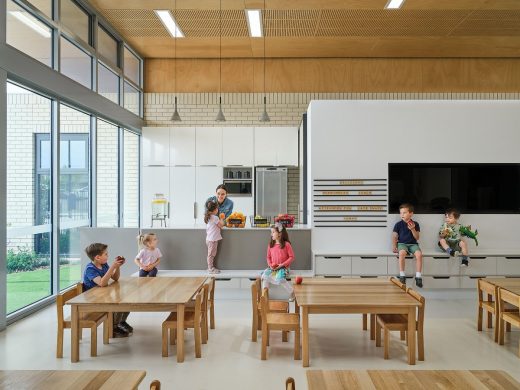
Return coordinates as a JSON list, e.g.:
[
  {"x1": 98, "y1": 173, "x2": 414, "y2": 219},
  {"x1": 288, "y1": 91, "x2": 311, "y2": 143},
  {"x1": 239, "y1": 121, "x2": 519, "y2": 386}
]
[
  {"x1": 205, "y1": 200, "x2": 224, "y2": 274},
  {"x1": 261, "y1": 223, "x2": 295, "y2": 301}
]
